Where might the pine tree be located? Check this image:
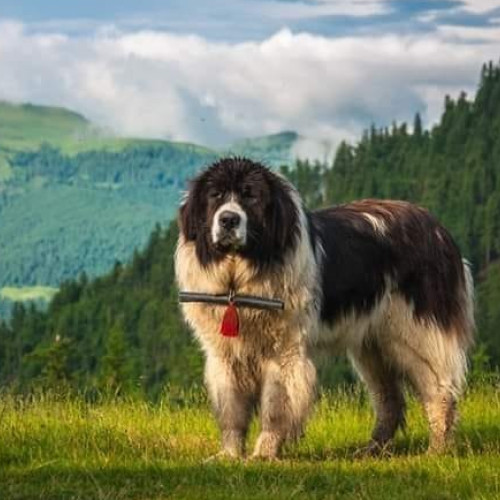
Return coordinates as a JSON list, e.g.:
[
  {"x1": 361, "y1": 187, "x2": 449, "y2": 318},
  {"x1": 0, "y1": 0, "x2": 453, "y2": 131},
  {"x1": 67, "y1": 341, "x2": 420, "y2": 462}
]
[
  {"x1": 413, "y1": 112, "x2": 423, "y2": 139},
  {"x1": 98, "y1": 319, "x2": 133, "y2": 395},
  {"x1": 39, "y1": 335, "x2": 73, "y2": 390}
]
